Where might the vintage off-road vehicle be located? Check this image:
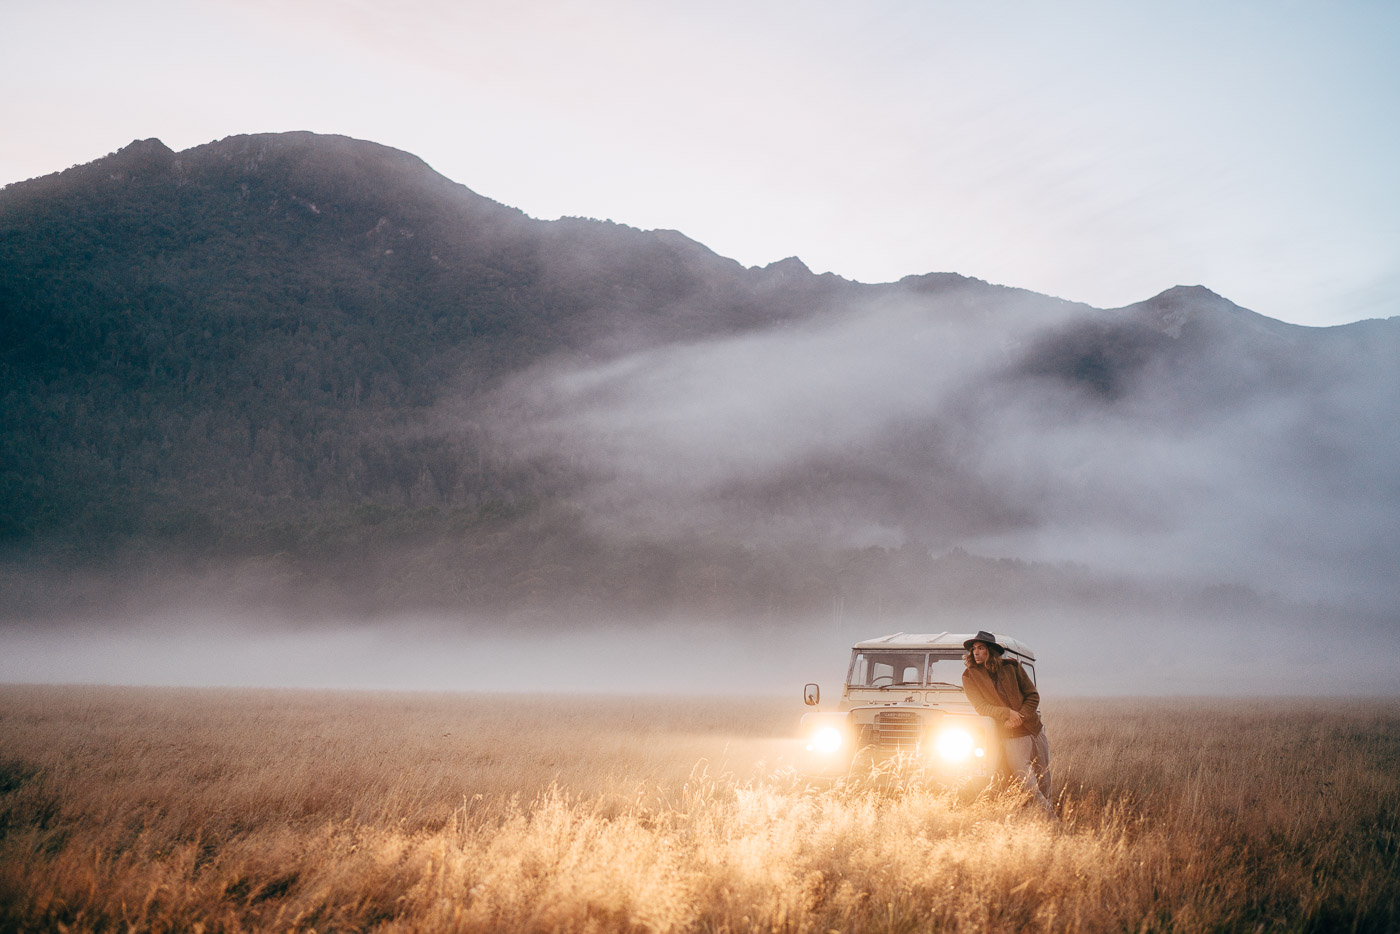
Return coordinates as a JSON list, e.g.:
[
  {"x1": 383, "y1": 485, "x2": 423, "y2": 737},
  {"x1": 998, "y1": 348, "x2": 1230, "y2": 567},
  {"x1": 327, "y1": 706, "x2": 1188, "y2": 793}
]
[{"x1": 800, "y1": 631, "x2": 1038, "y2": 784}]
